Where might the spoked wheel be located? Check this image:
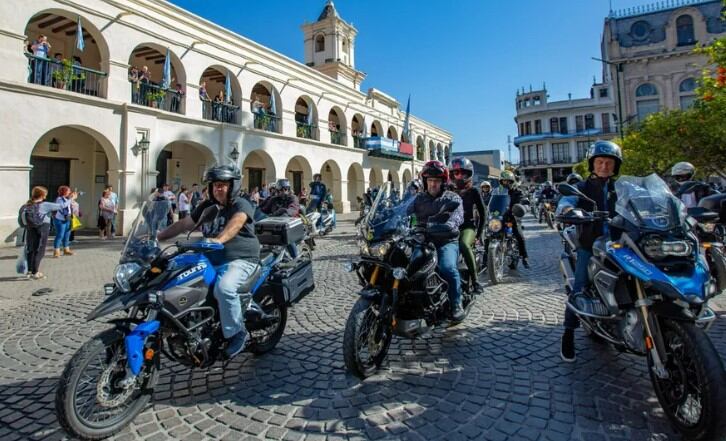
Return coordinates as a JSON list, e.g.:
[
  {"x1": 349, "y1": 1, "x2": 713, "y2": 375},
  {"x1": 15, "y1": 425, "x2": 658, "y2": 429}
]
[
  {"x1": 545, "y1": 211, "x2": 555, "y2": 229},
  {"x1": 649, "y1": 319, "x2": 726, "y2": 441},
  {"x1": 507, "y1": 239, "x2": 520, "y2": 270},
  {"x1": 248, "y1": 292, "x2": 288, "y2": 355},
  {"x1": 55, "y1": 329, "x2": 159, "y2": 440},
  {"x1": 487, "y1": 240, "x2": 505, "y2": 285},
  {"x1": 343, "y1": 298, "x2": 392, "y2": 379}
]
